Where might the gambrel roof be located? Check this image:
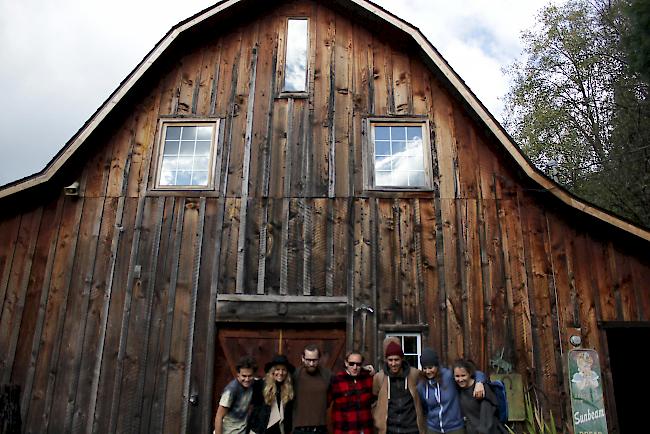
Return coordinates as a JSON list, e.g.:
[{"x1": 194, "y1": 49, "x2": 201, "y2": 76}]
[{"x1": 2, "y1": 0, "x2": 649, "y2": 242}]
